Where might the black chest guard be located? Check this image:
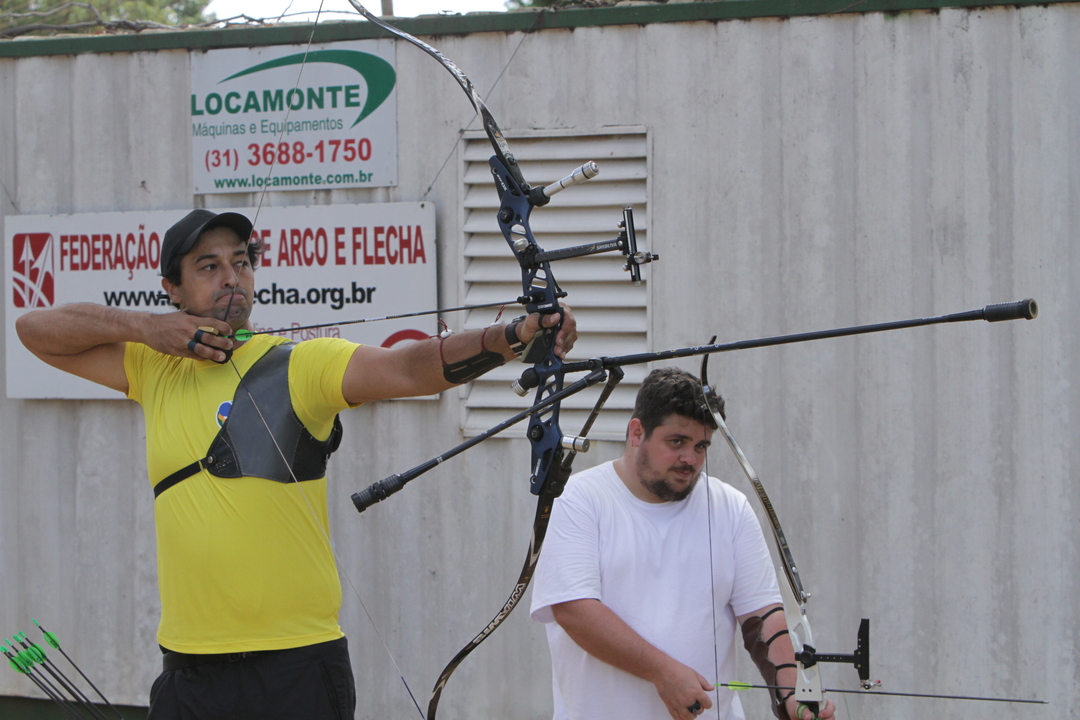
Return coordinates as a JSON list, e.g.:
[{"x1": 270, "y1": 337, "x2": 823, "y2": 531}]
[{"x1": 154, "y1": 343, "x2": 343, "y2": 499}]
